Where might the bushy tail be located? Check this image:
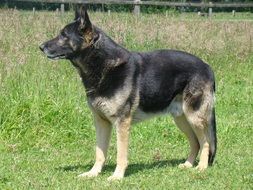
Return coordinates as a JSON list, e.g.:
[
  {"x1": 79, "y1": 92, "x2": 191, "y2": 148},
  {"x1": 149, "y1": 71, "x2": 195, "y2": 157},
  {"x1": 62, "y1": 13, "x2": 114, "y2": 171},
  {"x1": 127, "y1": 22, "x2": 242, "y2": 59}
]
[{"x1": 208, "y1": 107, "x2": 217, "y2": 165}]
